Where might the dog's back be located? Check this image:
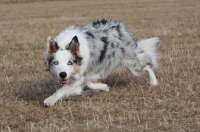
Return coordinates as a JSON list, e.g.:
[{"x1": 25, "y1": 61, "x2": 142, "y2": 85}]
[{"x1": 82, "y1": 19, "x2": 139, "y2": 79}]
